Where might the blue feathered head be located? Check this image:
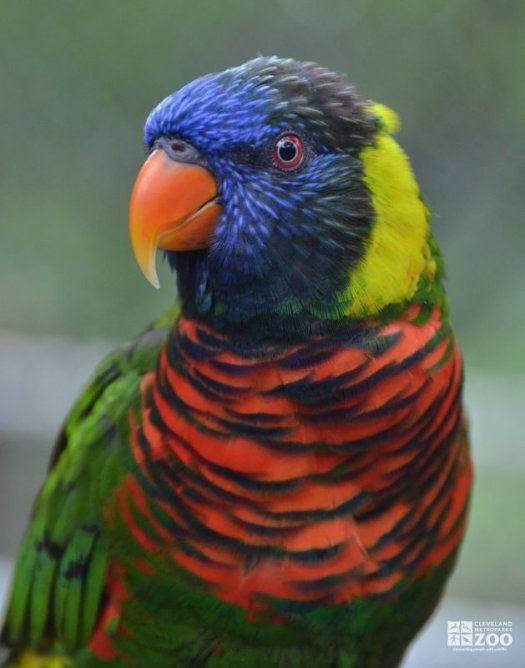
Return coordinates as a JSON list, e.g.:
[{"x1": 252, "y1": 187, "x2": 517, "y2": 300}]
[{"x1": 130, "y1": 57, "x2": 439, "y2": 336}]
